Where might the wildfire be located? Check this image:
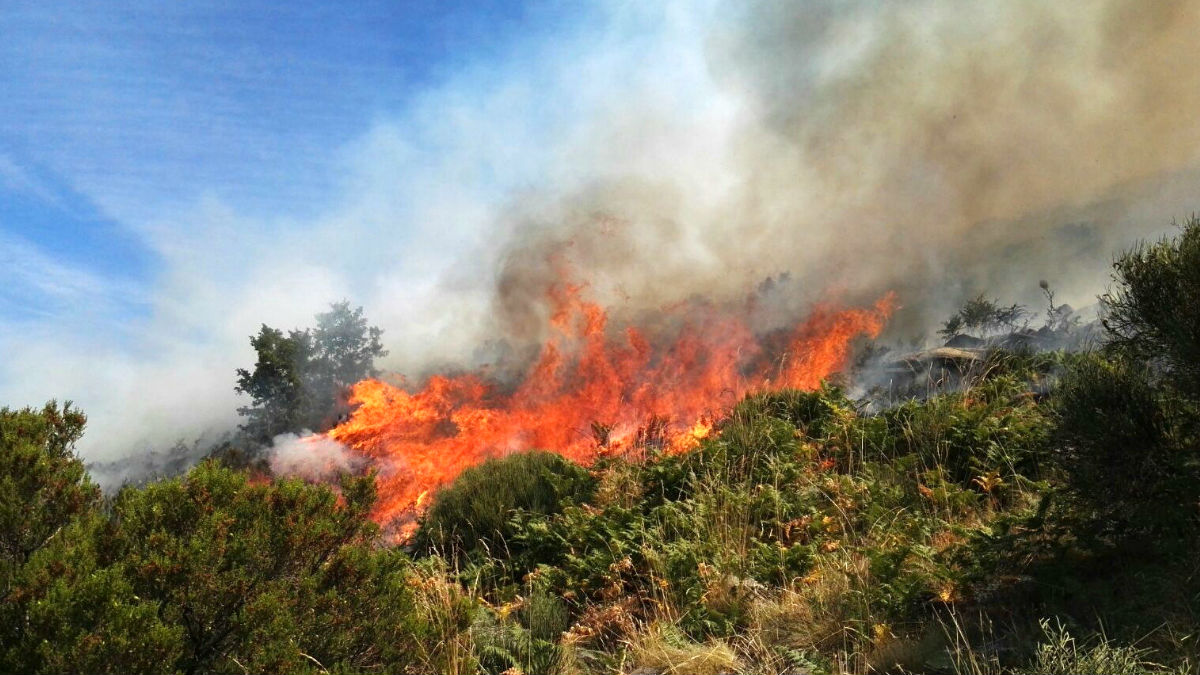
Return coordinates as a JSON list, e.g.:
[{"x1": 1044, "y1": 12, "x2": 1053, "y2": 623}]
[{"x1": 326, "y1": 281, "x2": 894, "y2": 533}]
